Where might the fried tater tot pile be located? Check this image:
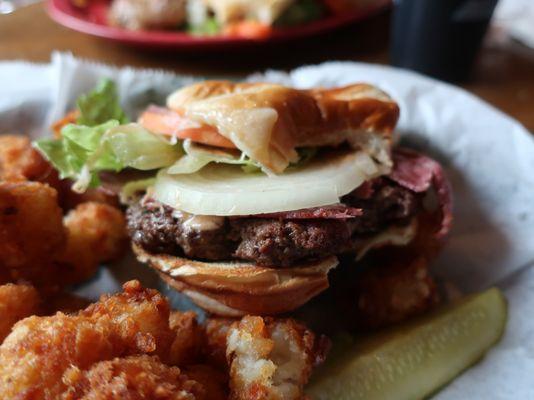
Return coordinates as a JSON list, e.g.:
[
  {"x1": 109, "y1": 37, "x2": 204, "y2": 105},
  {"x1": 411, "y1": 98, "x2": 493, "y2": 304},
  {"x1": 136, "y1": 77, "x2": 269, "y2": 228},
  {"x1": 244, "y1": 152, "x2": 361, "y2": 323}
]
[
  {"x1": 0, "y1": 281, "x2": 325, "y2": 400},
  {"x1": 59, "y1": 202, "x2": 128, "y2": 283},
  {"x1": 0, "y1": 135, "x2": 57, "y2": 183},
  {"x1": 0, "y1": 281, "x2": 177, "y2": 399},
  {"x1": 0, "y1": 181, "x2": 127, "y2": 289},
  {"x1": 0, "y1": 181, "x2": 66, "y2": 288},
  {"x1": 62, "y1": 355, "x2": 204, "y2": 400},
  {"x1": 0, "y1": 134, "x2": 128, "y2": 289}
]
